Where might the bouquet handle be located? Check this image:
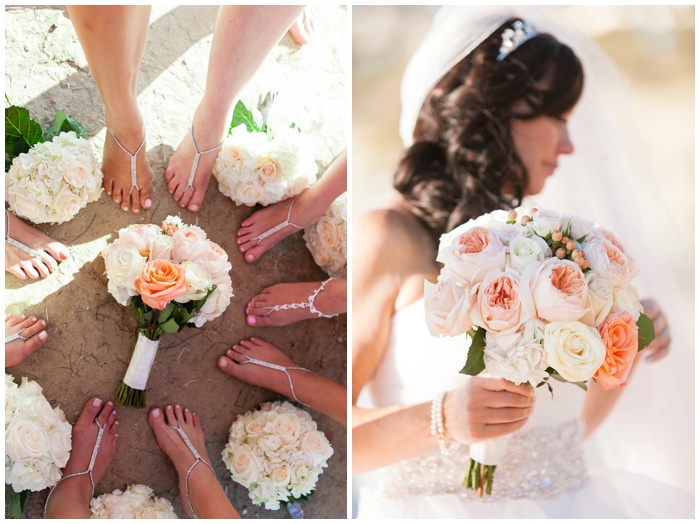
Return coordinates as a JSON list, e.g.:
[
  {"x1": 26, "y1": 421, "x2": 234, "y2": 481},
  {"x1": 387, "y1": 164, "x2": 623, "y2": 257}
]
[
  {"x1": 463, "y1": 434, "x2": 511, "y2": 496},
  {"x1": 116, "y1": 333, "x2": 160, "y2": 408}
]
